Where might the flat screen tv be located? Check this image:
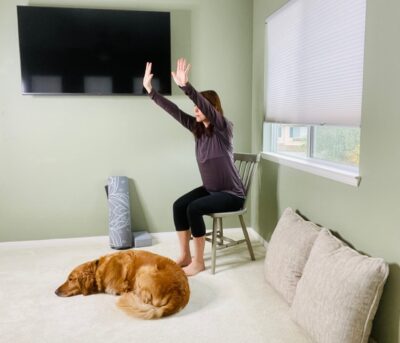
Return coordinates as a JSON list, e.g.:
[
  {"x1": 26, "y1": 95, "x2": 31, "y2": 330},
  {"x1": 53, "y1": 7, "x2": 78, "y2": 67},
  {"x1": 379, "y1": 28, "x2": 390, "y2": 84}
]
[{"x1": 17, "y1": 6, "x2": 171, "y2": 95}]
